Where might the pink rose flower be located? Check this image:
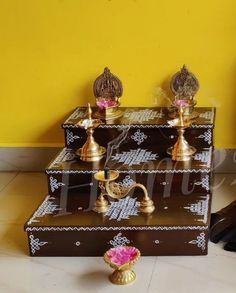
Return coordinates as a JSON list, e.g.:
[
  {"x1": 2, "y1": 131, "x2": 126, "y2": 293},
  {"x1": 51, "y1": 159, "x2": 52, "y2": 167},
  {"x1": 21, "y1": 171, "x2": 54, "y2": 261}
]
[
  {"x1": 96, "y1": 98, "x2": 118, "y2": 109},
  {"x1": 107, "y1": 246, "x2": 138, "y2": 266}
]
